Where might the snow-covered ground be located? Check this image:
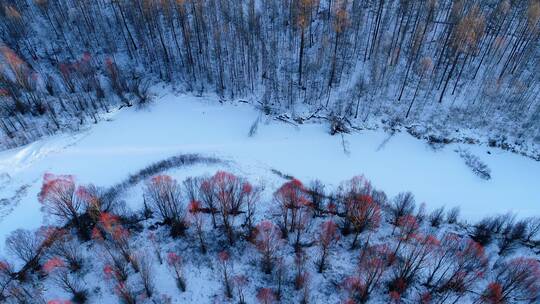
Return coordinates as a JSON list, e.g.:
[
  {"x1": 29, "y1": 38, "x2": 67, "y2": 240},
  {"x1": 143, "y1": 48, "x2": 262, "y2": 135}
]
[{"x1": 1, "y1": 89, "x2": 539, "y2": 252}]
